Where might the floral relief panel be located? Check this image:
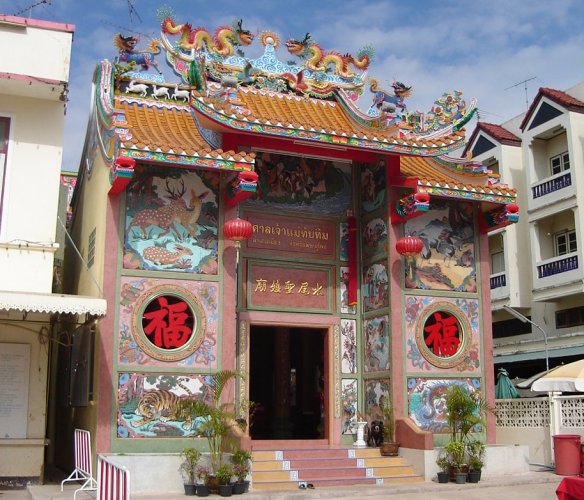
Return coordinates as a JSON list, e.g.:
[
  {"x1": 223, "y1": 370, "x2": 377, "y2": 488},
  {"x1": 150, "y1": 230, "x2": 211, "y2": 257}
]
[
  {"x1": 404, "y1": 200, "x2": 476, "y2": 291},
  {"x1": 341, "y1": 378, "x2": 358, "y2": 435},
  {"x1": 117, "y1": 372, "x2": 212, "y2": 438},
  {"x1": 118, "y1": 277, "x2": 219, "y2": 368},
  {"x1": 404, "y1": 295, "x2": 480, "y2": 374},
  {"x1": 363, "y1": 315, "x2": 390, "y2": 372},
  {"x1": 341, "y1": 319, "x2": 357, "y2": 374},
  {"x1": 124, "y1": 168, "x2": 219, "y2": 274},
  {"x1": 407, "y1": 377, "x2": 481, "y2": 433}
]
